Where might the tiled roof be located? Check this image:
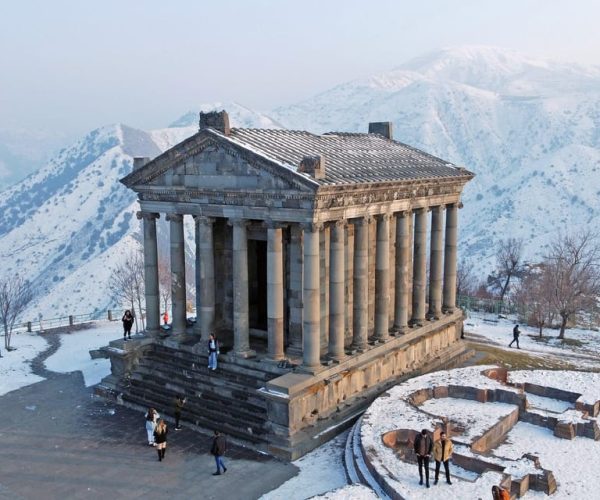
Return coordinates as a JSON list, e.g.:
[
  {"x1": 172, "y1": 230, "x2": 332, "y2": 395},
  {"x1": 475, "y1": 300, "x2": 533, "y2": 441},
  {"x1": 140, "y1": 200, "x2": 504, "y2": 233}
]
[{"x1": 218, "y1": 128, "x2": 472, "y2": 186}]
